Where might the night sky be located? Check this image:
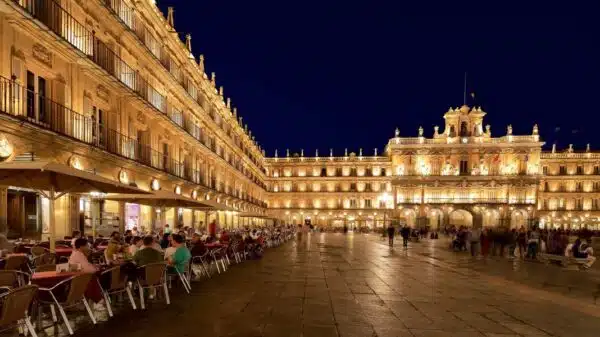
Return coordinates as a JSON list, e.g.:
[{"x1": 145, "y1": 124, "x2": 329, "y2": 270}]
[{"x1": 155, "y1": 3, "x2": 598, "y2": 156}]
